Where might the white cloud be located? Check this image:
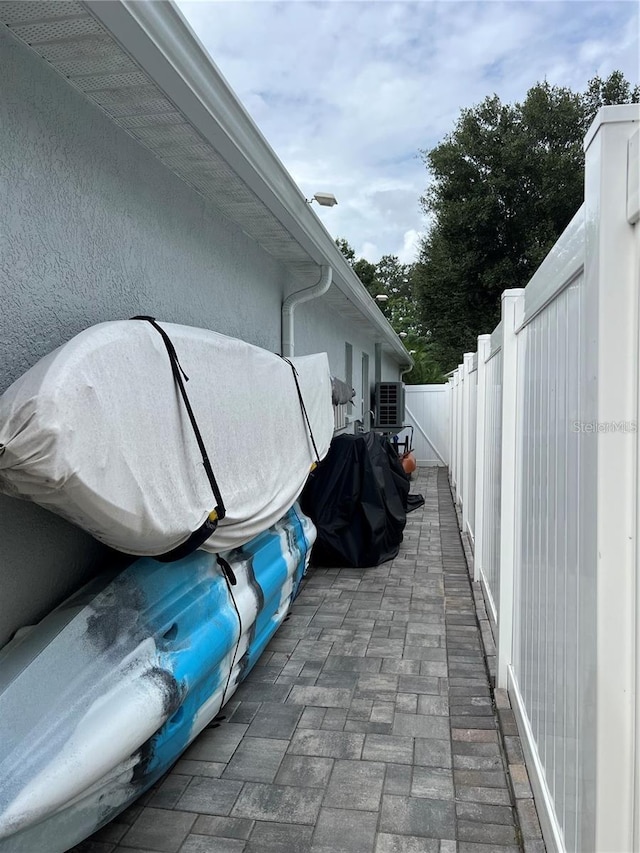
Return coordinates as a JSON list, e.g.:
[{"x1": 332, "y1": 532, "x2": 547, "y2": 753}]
[
  {"x1": 400, "y1": 229, "x2": 421, "y2": 264},
  {"x1": 178, "y1": 0, "x2": 639, "y2": 262},
  {"x1": 360, "y1": 241, "x2": 380, "y2": 262}
]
